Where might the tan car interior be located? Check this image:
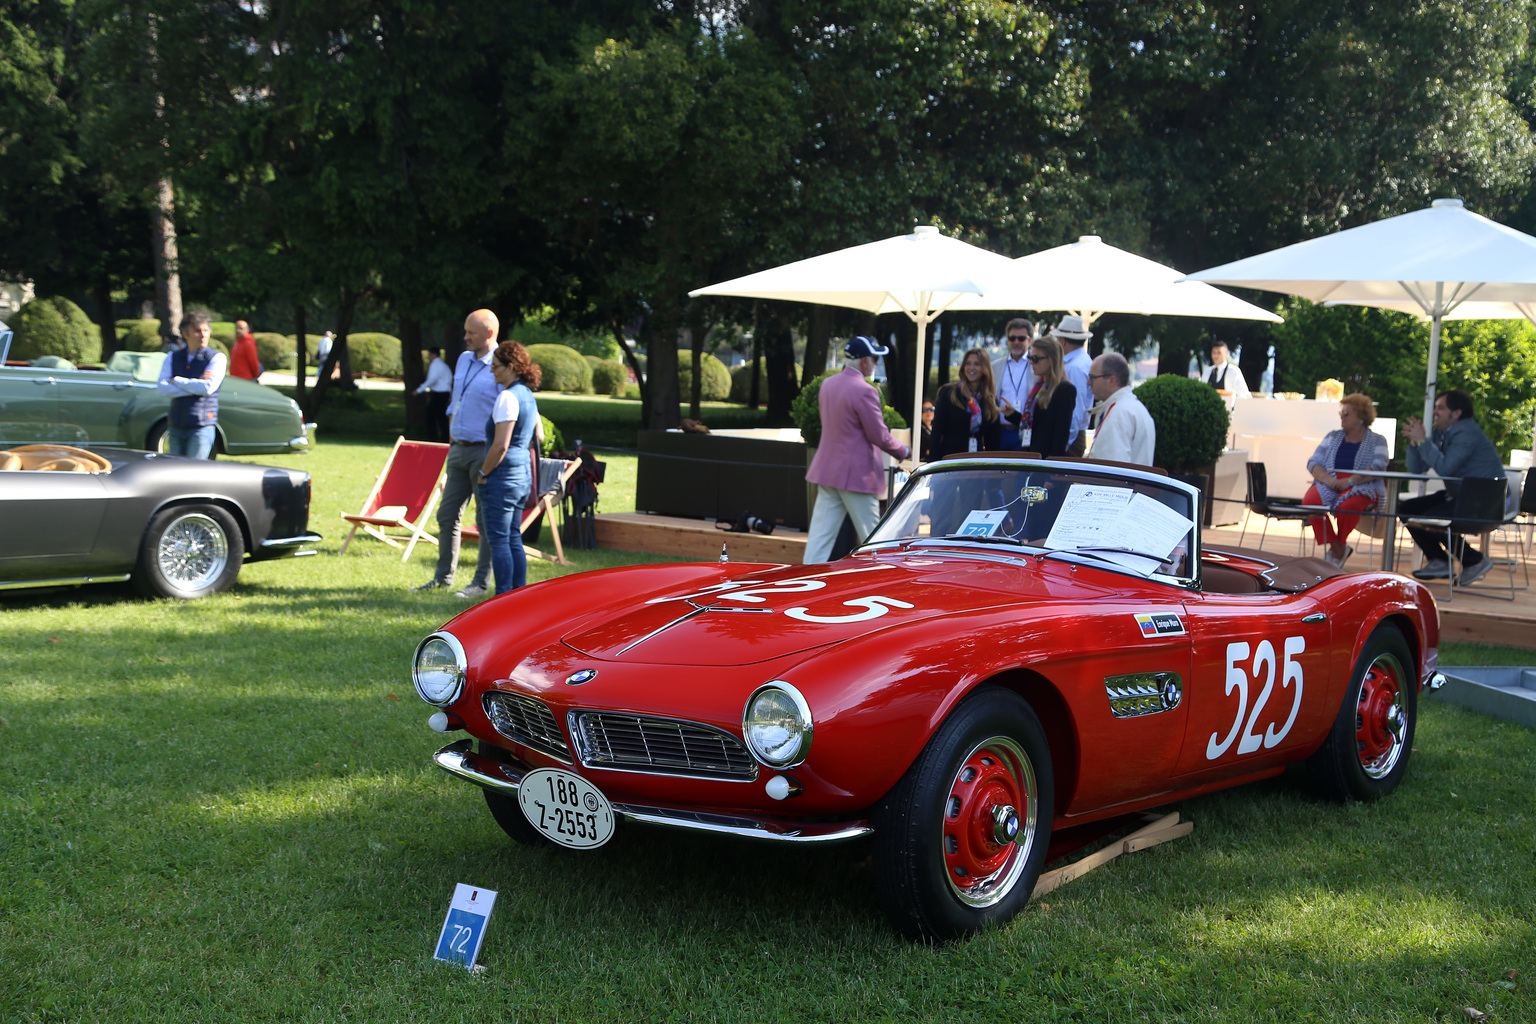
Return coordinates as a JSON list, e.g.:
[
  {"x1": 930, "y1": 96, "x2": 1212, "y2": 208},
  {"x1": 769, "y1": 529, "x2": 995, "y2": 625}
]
[{"x1": 0, "y1": 444, "x2": 114, "y2": 473}]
